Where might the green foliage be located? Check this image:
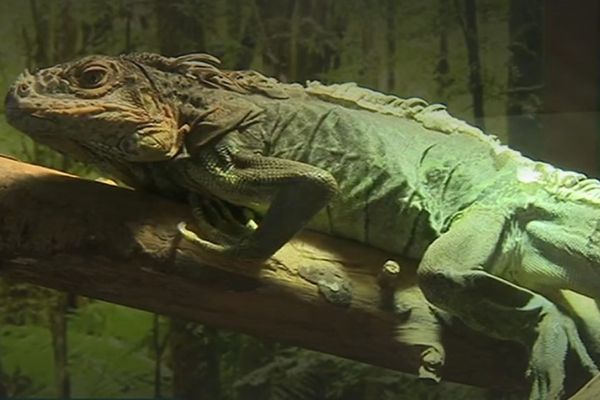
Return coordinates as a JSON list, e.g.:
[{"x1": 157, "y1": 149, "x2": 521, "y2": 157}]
[
  {"x1": 0, "y1": 325, "x2": 53, "y2": 397},
  {"x1": 0, "y1": 302, "x2": 170, "y2": 398},
  {"x1": 235, "y1": 347, "x2": 328, "y2": 400},
  {"x1": 0, "y1": 280, "x2": 54, "y2": 326},
  {"x1": 234, "y1": 347, "x2": 494, "y2": 400}
]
